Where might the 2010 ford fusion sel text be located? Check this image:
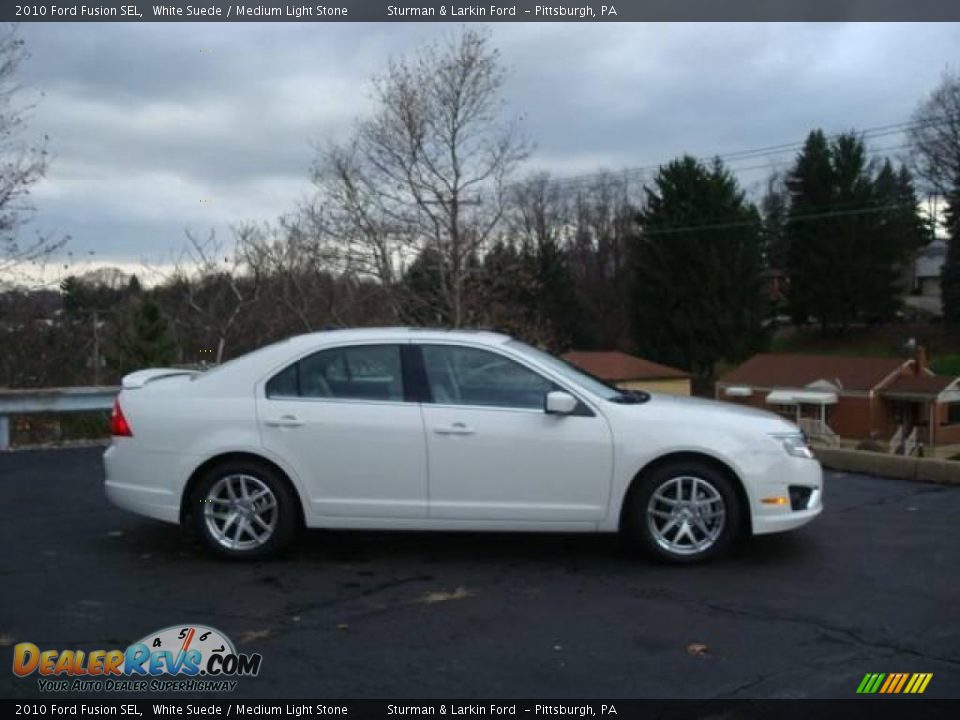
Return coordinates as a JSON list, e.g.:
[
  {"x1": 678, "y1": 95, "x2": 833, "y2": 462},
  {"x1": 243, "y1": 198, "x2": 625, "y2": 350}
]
[{"x1": 103, "y1": 328, "x2": 822, "y2": 562}]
